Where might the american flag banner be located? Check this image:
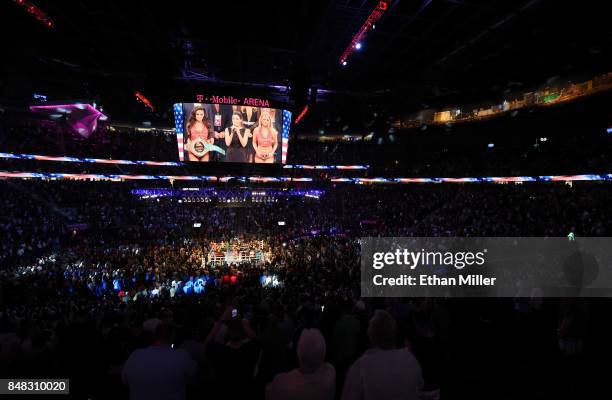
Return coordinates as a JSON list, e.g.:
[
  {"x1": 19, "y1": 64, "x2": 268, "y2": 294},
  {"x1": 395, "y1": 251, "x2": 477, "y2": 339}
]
[
  {"x1": 281, "y1": 110, "x2": 292, "y2": 164},
  {"x1": 173, "y1": 103, "x2": 185, "y2": 161}
]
